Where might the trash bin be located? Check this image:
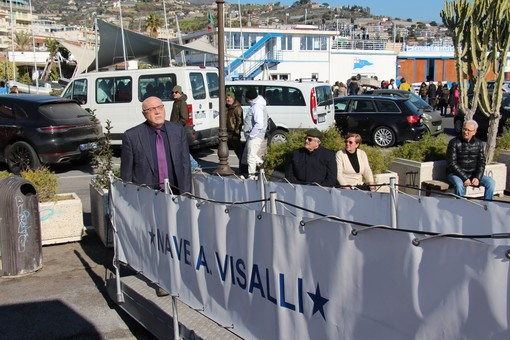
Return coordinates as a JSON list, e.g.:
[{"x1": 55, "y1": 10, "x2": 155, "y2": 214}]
[{"x1": 0, "y1": 176, "x2": 42, "y2": 276}]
